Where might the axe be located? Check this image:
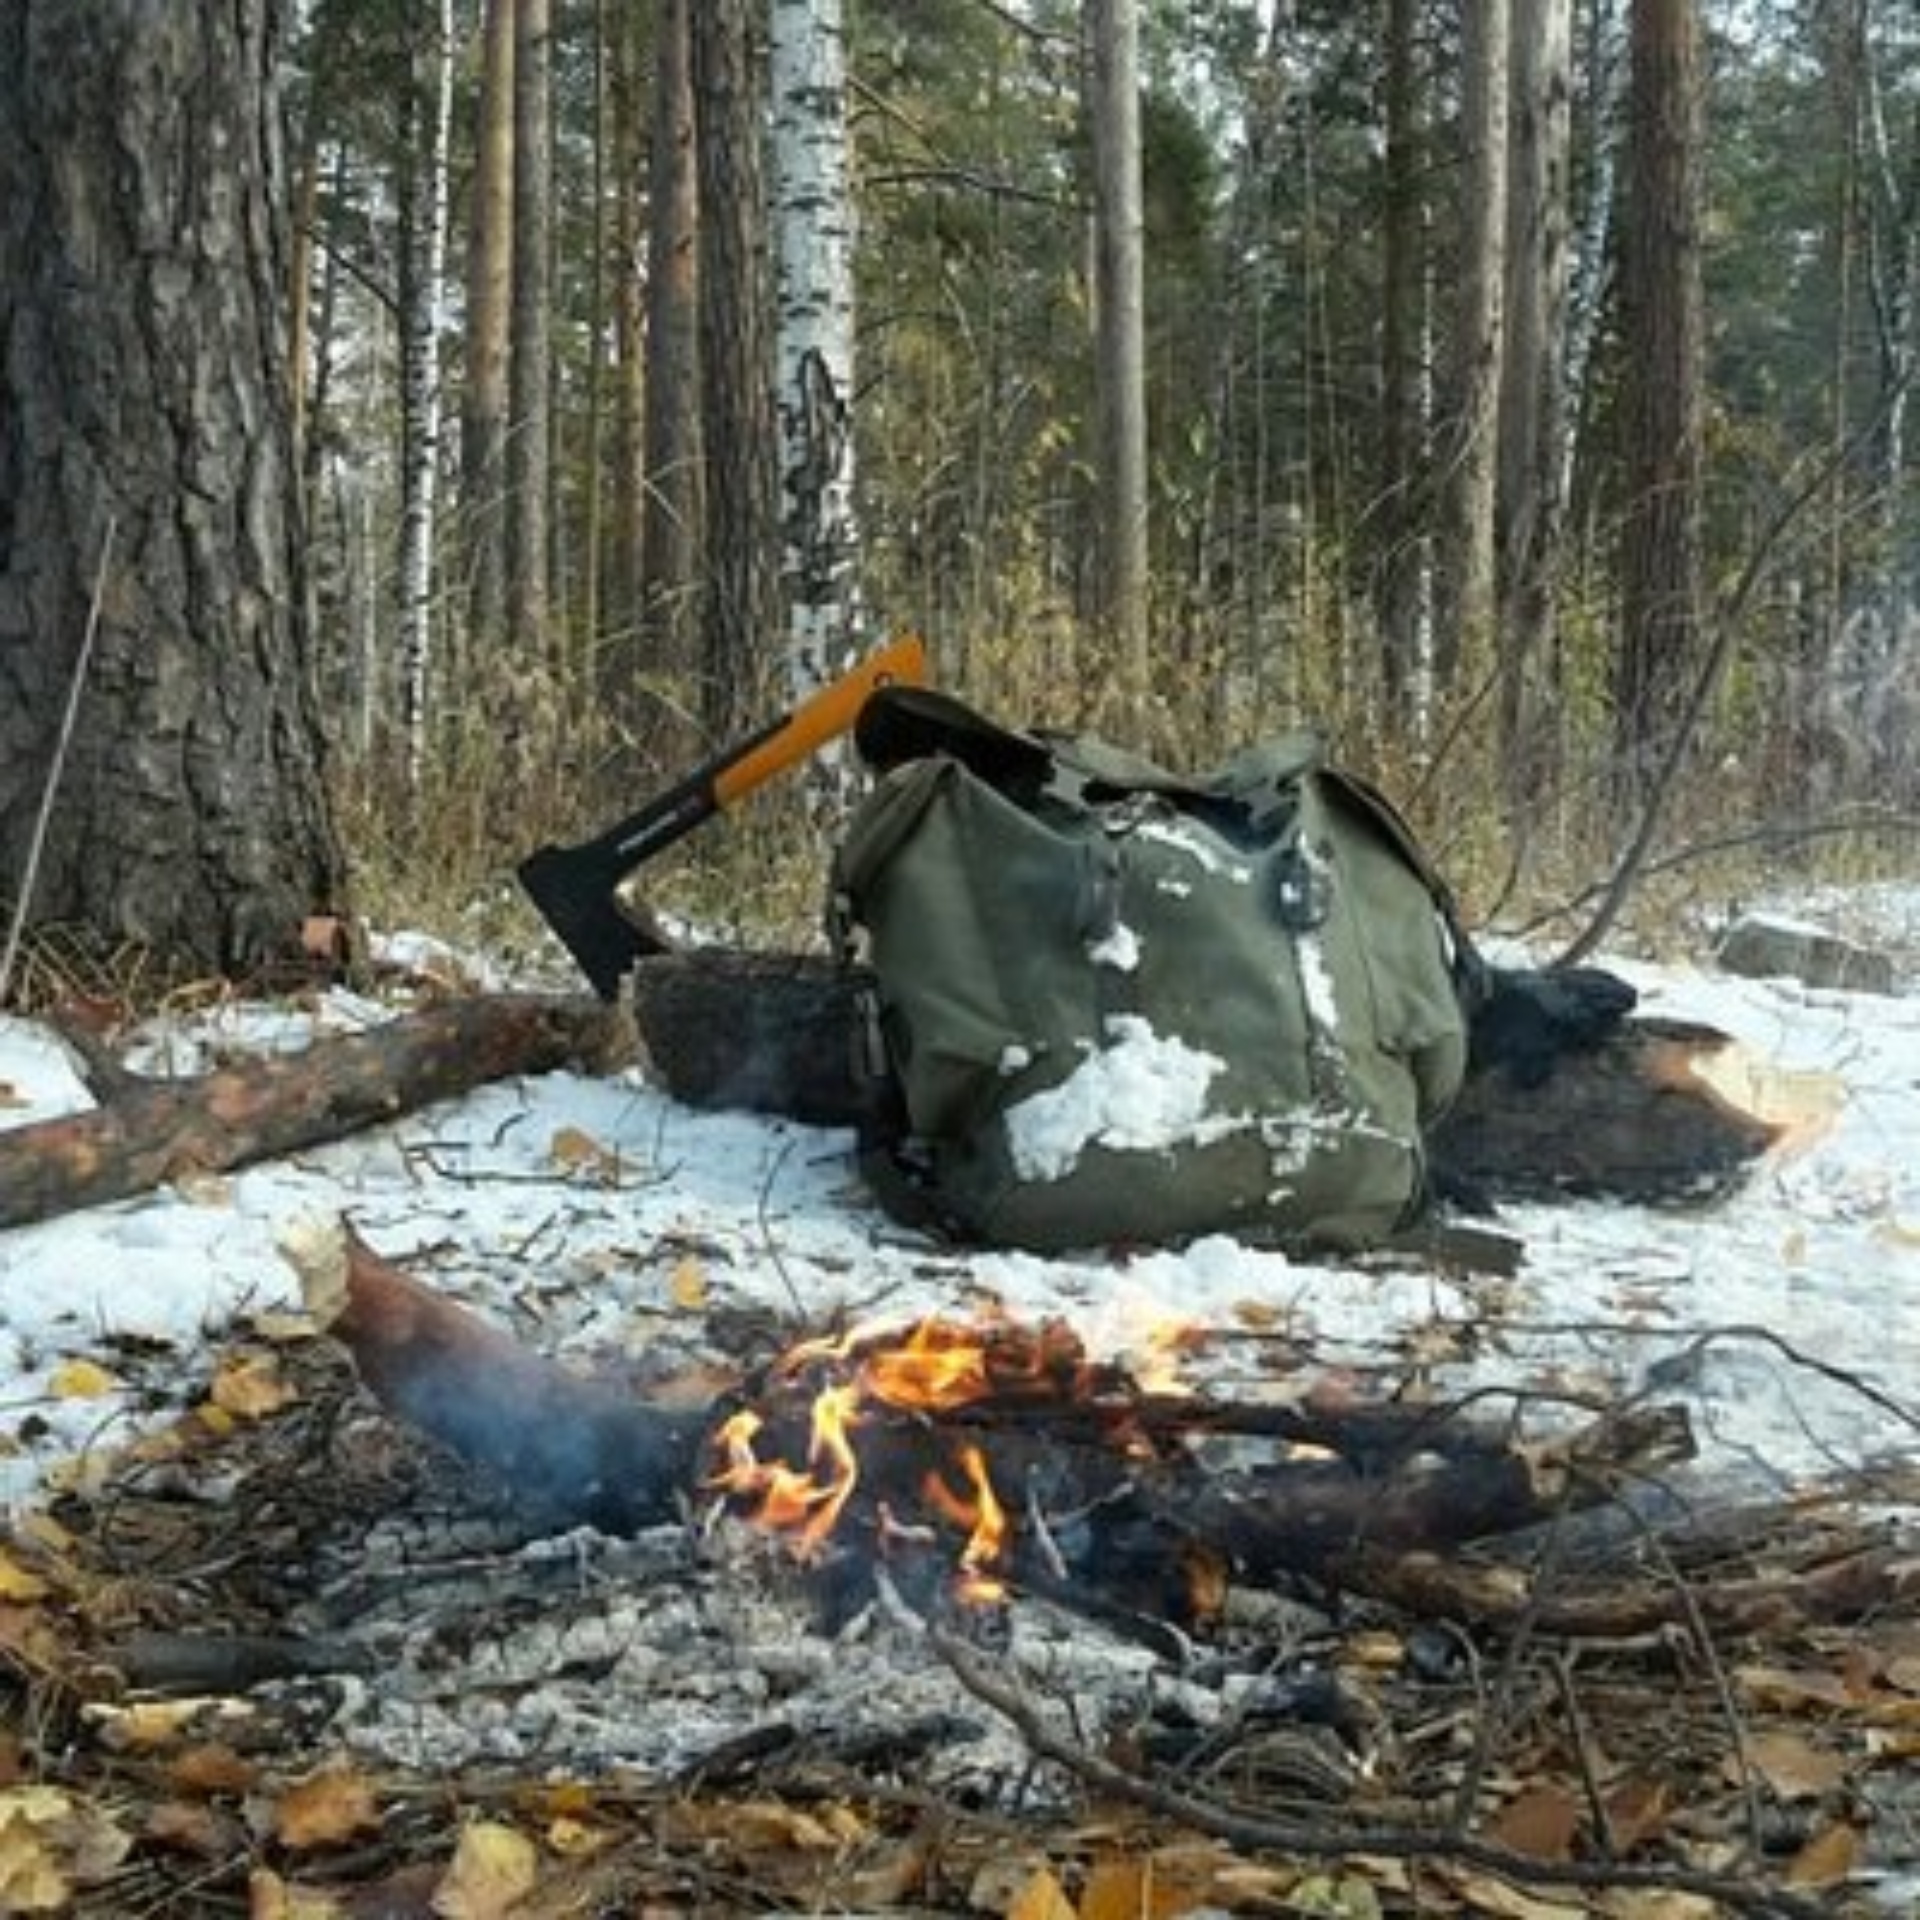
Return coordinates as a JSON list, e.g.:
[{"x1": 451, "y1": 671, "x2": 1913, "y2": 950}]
[{"x1": 517, "y1": 635, "x2": 928, "y2": 997}]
